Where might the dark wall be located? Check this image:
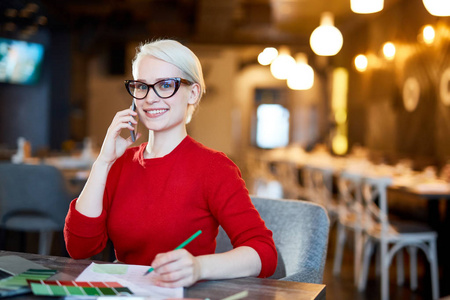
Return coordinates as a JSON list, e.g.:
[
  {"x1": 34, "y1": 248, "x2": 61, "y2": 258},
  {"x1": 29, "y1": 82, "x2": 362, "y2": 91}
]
[
  {"x1": 0, "y1": 29, "x2": 51, "y2": 152},
  {"x1": 0, "y1": 27, "x2": 71, "y2": 154},
  {"x1": 343, "y1": 0, "x2": 450, "y2": 168},
  {"x1": 48, "y1": 29, "x2": 71, "y2": 150}
]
